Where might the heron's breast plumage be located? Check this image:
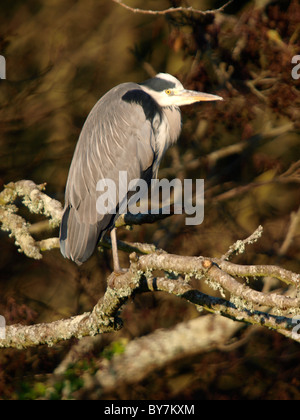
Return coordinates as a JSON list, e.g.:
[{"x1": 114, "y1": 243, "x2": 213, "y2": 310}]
[{"x1": 151, "y1": 105, "x2": 181, "y2": 177}]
